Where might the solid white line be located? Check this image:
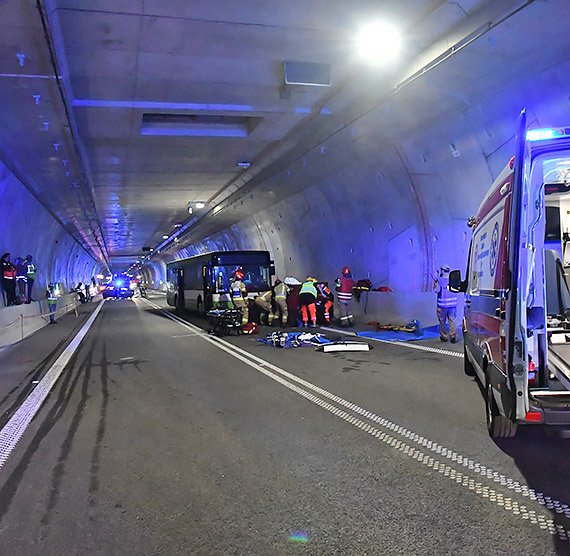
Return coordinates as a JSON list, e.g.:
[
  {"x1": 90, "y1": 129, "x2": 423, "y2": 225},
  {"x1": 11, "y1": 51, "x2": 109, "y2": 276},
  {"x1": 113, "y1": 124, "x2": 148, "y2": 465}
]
[
  {"x1": 0, "y1": 300, "x2": 105, "y2": 470},
  {"x1": 143, "y1": 299, "x2": 570, "y2": 540}
]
